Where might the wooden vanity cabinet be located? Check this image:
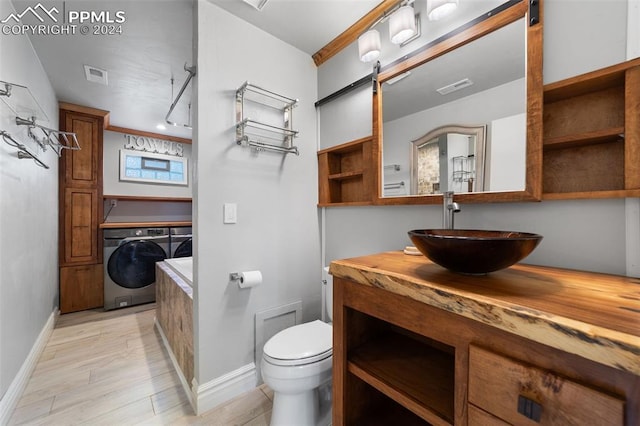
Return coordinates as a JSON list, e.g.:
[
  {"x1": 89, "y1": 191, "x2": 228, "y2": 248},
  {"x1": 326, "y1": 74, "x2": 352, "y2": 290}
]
[{"x1": 333, "y1": 270, "x2": 639, "y2": 426}]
